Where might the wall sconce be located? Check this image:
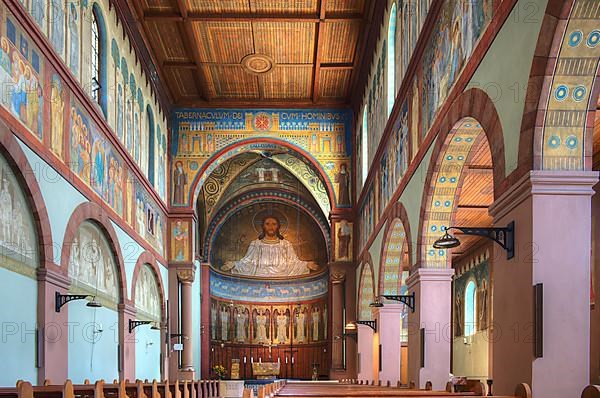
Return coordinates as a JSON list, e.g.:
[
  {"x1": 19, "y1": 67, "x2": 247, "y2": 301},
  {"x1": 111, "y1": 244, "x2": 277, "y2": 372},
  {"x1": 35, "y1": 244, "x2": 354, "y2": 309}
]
[
  {"x1": 381, "y1": 292, "x2": 416, "y2": 312},
  {"x1": 129, "y1": 319, "x2": 157, "y2": 333},
  {"x1": 433, "y1": 222, "x2": 515, "y2": 259},
  {"x1": 55, "y1": 291, "x2": 101, "y2": 312},
  {"x1": 345, "y1": 320, "x2": 377, "y2": 333}
]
